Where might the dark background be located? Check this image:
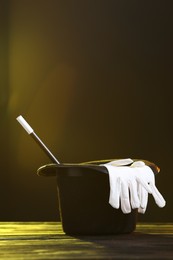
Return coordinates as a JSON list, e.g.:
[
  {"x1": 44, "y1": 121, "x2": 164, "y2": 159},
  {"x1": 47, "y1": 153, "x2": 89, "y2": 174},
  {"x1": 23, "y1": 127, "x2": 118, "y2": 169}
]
[{"x1": 0, "y1": 0, "x2": 172, "y2": 222}]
